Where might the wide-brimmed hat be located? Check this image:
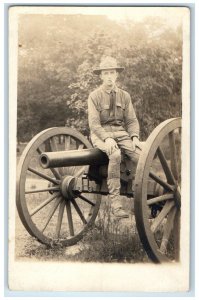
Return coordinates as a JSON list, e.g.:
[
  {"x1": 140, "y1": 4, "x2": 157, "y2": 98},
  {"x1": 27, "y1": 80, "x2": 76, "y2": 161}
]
[{"x1": 93, "y1": 56, "x2": 124, "y2": 75}]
